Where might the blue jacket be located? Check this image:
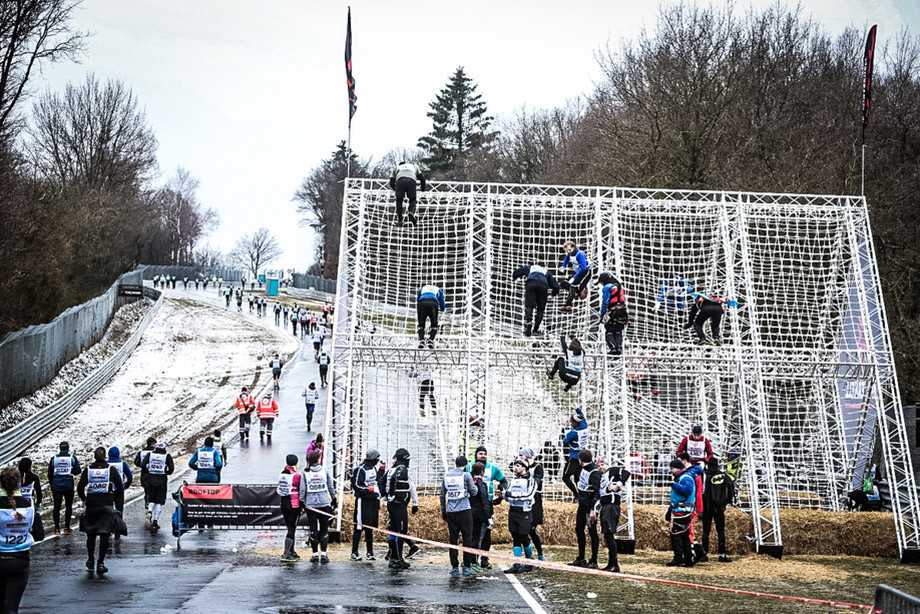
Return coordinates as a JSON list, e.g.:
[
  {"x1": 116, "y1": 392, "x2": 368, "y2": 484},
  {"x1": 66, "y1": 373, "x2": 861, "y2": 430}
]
[
  {"x1": 562, "y1": 409, "x2": 589, "y2": 459},
  {"x1": 670, "y1": 467, "x2": 697, "y2": 514},
  {"x1": 47, "y1": 452, "x2": 81, "y2": 492},
  {"x1": 107, "y1": 447, "x2": 134, "y2": 490},
  {"x1": 189, "y1": 446, "x2": 223, "y2": 483},
  {"x1": 562, "y1": 249, "x2": 590, "y2": 278},
  {"x1": 417, "y1": 285, "x2": 446, "y2": 310}
]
